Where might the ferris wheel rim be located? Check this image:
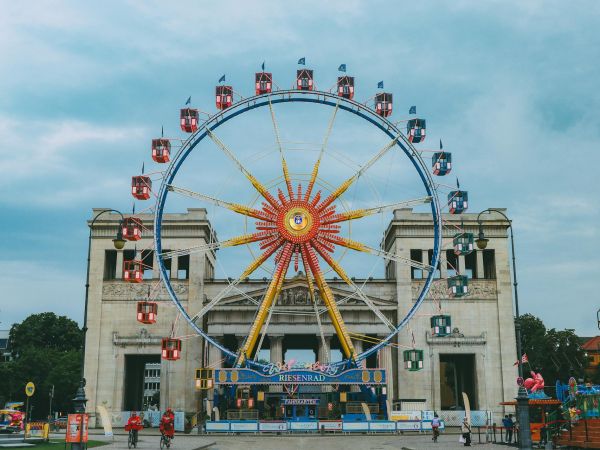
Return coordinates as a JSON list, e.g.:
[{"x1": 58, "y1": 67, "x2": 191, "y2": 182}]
[{"x1": 153, "y1": 89, "x2": 442, "y2": 370}]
